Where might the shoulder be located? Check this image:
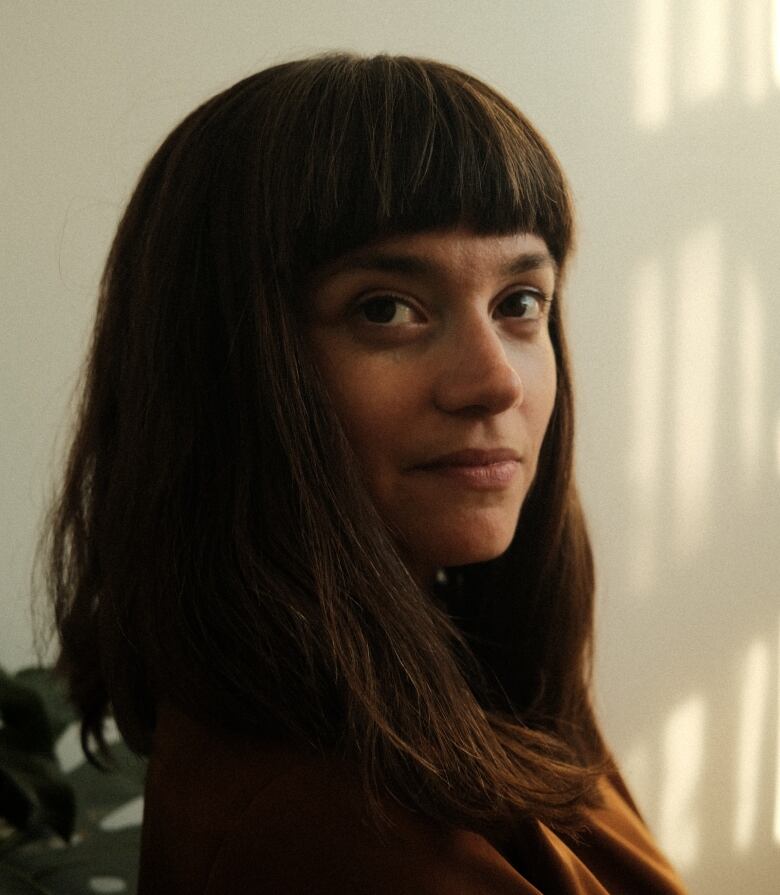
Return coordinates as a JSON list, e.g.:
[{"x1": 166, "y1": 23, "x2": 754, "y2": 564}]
[
  {"x1": 139, "y1": 703, "x2": 686, "y2": 894},
  {"x1": 139, "y1": 701, "x2": 540, "y2": 894},
  {"x1": 203, "y1": 756, "x2": 539, "y2": 894}
]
